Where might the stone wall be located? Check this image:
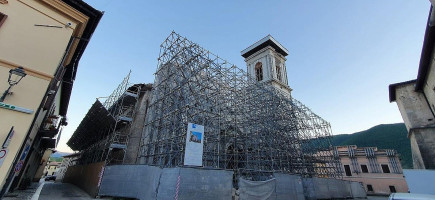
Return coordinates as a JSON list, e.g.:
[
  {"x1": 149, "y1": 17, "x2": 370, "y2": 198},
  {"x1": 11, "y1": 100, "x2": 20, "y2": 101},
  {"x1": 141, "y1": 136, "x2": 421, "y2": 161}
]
[
  {"x1": 124, "y1": 85, "x2": 153, "y2": 164},
  {"x1": 394, "y1": 83, "x2": 435, "y2": 131},
  {"x1": 410, "y1": 128, "x2": 435, "y2": 169},
  {"x1": 394, "y1": 82, "x2": 435, "y2": 169}
]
